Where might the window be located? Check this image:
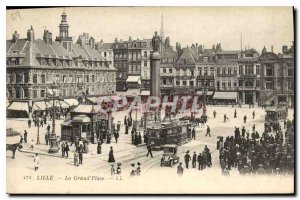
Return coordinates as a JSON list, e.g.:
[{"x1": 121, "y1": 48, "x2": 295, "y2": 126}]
[
  {"x1": 144, "y1": 71, "x2": 148, "y2": 78},
  {"x1": 163, "y1": 79, "x2": 166, "y2": 85},
  {"x1": 8, "y1": 74, "x2": 13, "y2": 83},
  {"x1": 33, "y1": 90, "x2": 38, "y2": 98},
  {"x1": 183, "y1": 81, "x2": 187, "y2": 86},
  {"x1": 198, "y1": 67, "x2": 202, "y2": 76},
  {"x1": 15, "y1": 88, "x2": 20, "y2": 99},
  {"x1": 228, "y1": 68, "x2": 232, "y2": 75},
  {"x1": 169, "y1": 78, "x2": 173, "y2": 84},
  {"x1": 245, "y1": 65, "x2": 254, "y2": 74},
  {"x1": 210, "y1": 67, "x2": 214, "y2": 76},
  {"x1": 176, "y1": 81, "x2": 180, "y2": 85},
  {"x1": 16, "y1": 74, "x2": 22, "y2": 83},
  {"x1": 190, "y1": 81, "x2": 194, "y2": 86},
  {"x1": 33, "y1": 74, "x2": 38, "y2": 83},
  {"x1": 191, "y1": 70, "x2": 194, "y2": 76},
  {"x1": 92, "y1": 75, "x2": 95, "y2": 82},
  {"x1": 40, "y1": 89, "x2": 46, "y2": 98},
  {"x1": 239, "y1": 65, "x2": 243, "y2": 74},
  {"x1": 256, "y1": 65, "x2": 260, "y2": 74},
  {"x1": 204, "y1": 68, "x2": 208, "y2": 76},
  {"x1": 228, "y1": 82, "x2": 231, "y2": 87},
  {"x1": 233, "y1": 82, "x2": 237, "y2": 87},
  {"x1": 217, "y1": 67, "x2": 220, "y2": 75},
  {"x1": 266, "y1": 81, "x2": 273, "y2": 89},
  {"x1": 41, "y1": 74, "x2": 46, "y2": 84},
  {"x1": 222, "y1": 67, "x2": 226, "y2": 74},
  {"x1": 62, "y1": 89, "x2": 67, "y2": 96},
  {"x1": 104, "y1": 52, "x2": 107, "y2": 57},
  {"x1": 24, "y1": 73, "x2": 29, "y2": 83},
  {"x1": 222, "y1": 82, "x2": 225, "y2": 87},
  {"x1": 144, "y1": 51, "x2": 147, "y2": 57},
  {"x1": 239, "y1": 80, "x2": 243, "y2": 87},
  {"x1": 144, "y1": 61, "x2": 147, "y2": 67},
  {"x1": 86, "y1": 75, "x2": 89, "y2": 83},
  {"x1": 169, "y1": 69, "x2": 172, "y2": 73},
  {"x1": 288, "y1": 81, "x2": 293, "y2": 90},
  {"x1": 256, "y1": 80, "x2": 260, "y2": 87},
  {"x1": 204, "y1": 57, "x2": 208, "y2": 62},
  {"x1": 163, "y1": 69, "x2": 166, "y2": 73},
  {"x1": 266, "y1": 65, "x2": 273, "y2": 76},
  {"x1": 234, "y1": 68, "x2": 237, "y2": 75}
]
